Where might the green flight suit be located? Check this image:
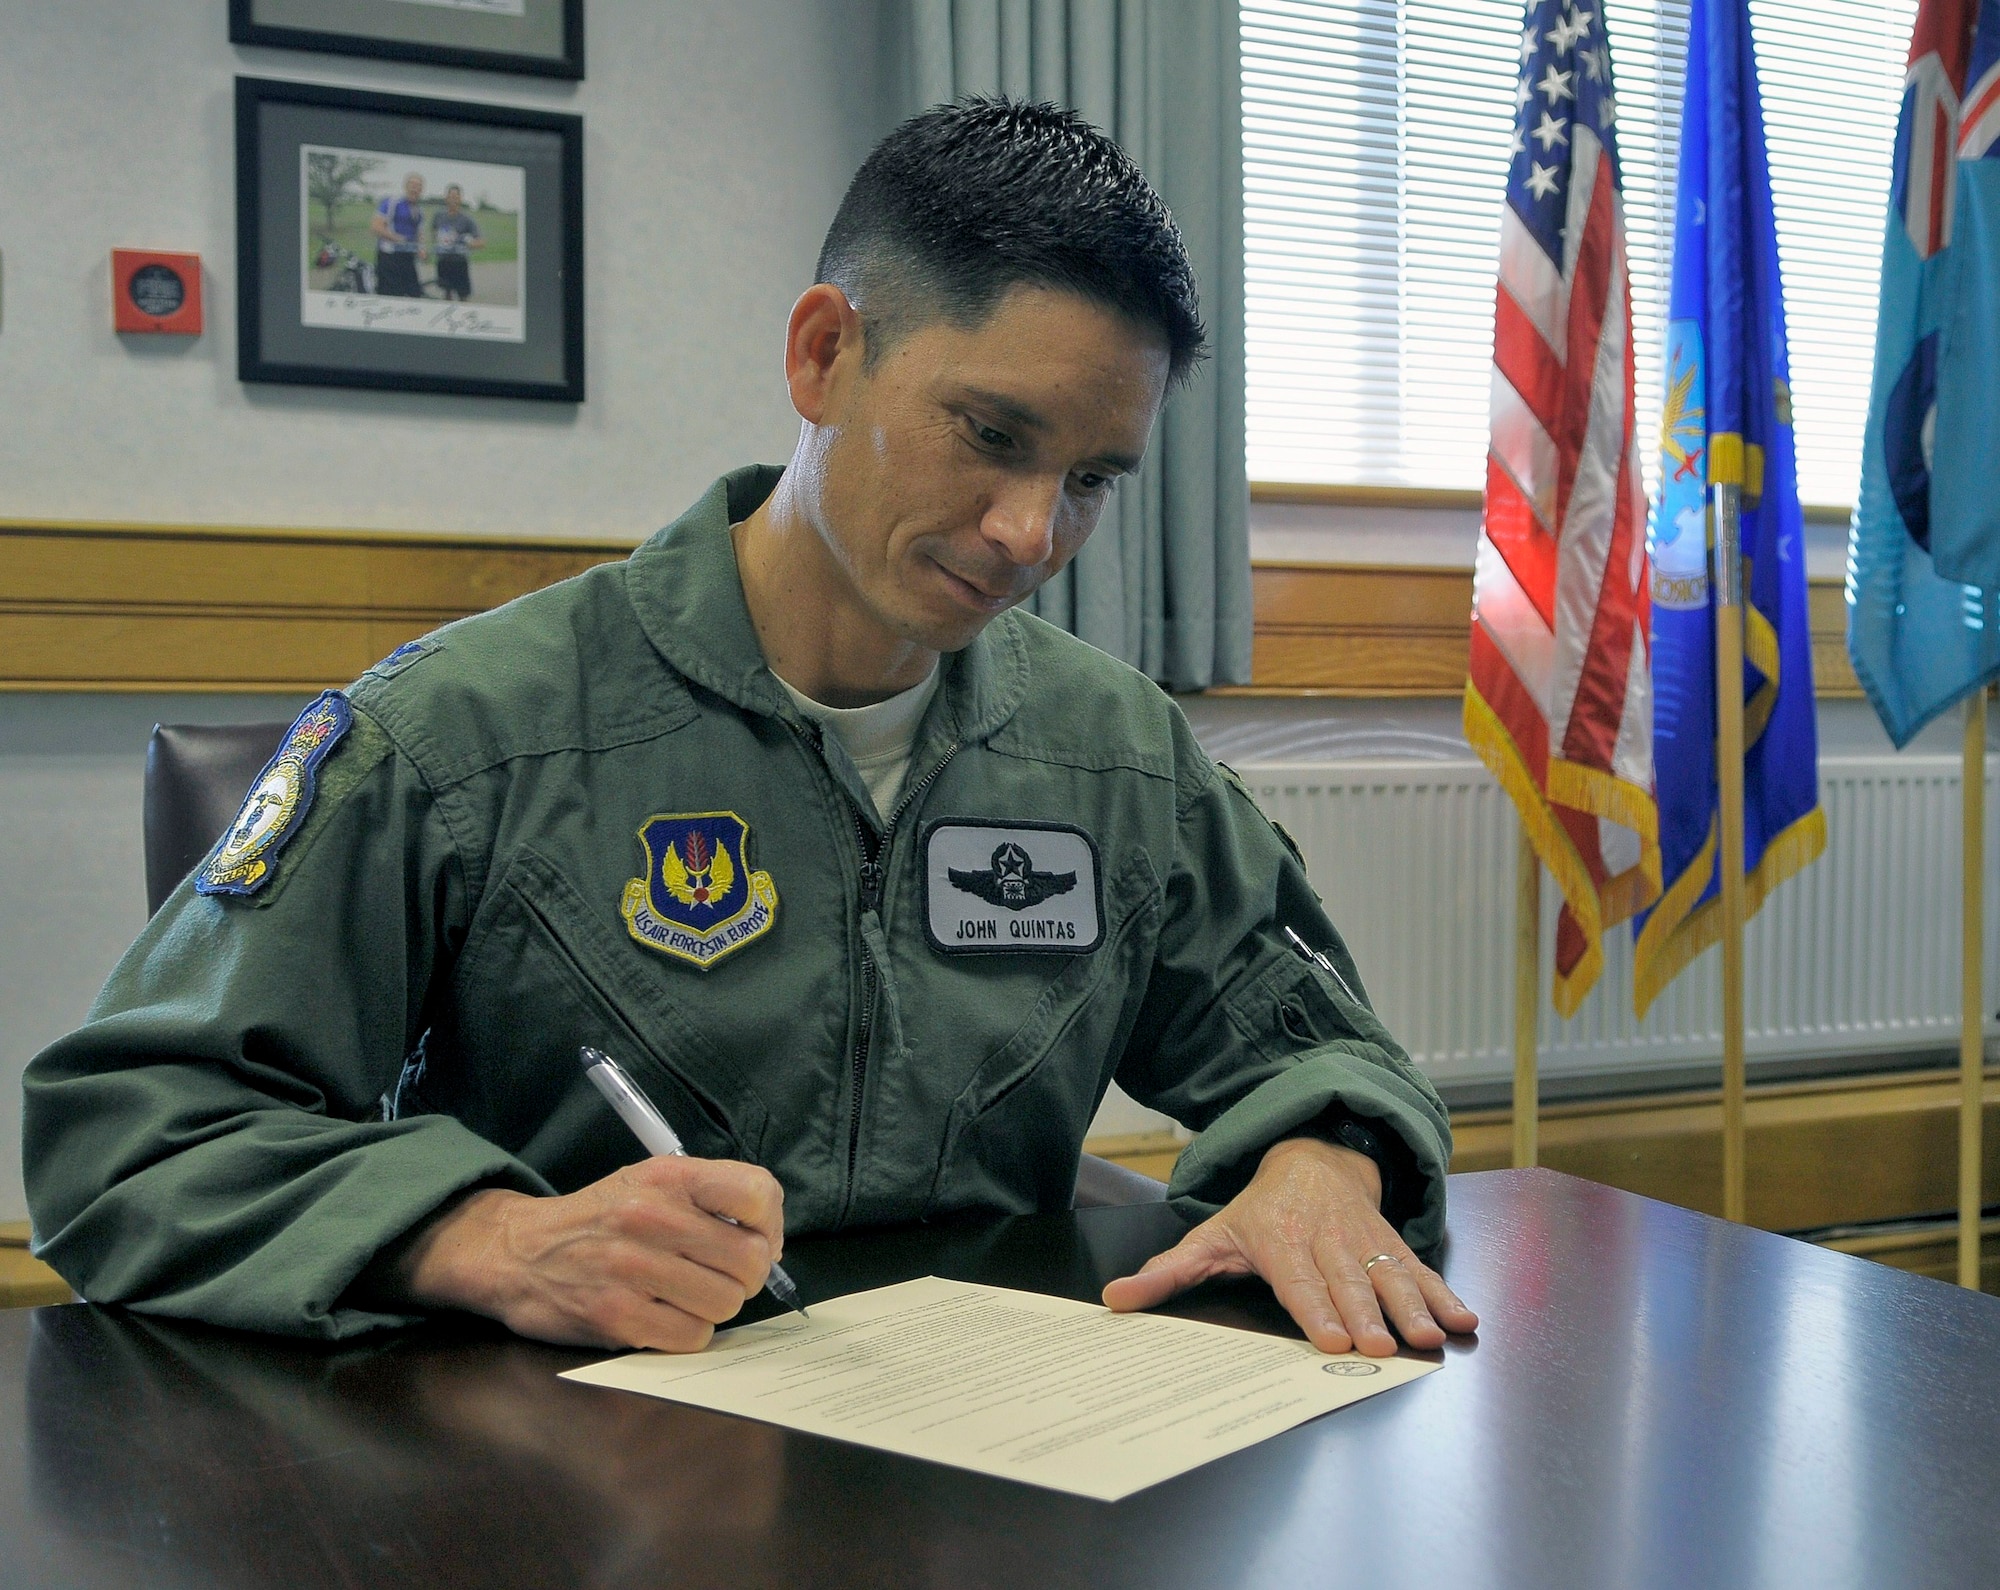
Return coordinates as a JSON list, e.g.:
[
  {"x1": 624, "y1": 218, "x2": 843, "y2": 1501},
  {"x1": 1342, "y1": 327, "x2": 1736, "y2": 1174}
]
[{"x1": 23, "y1": 466, "x2": 1453, "y2": 1339}]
